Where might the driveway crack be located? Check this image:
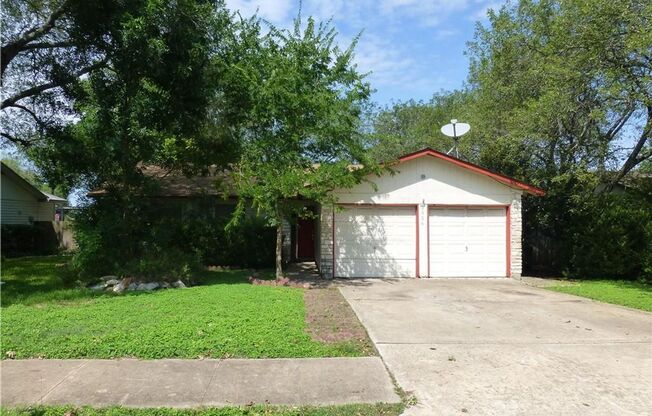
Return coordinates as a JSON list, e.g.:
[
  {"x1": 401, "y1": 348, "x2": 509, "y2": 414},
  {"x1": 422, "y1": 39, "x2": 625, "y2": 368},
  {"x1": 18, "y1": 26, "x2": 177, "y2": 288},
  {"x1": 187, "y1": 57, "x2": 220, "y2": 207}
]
[
  {"x1": 39, "y1": 361, "x2": 90, "y2": 403},
  {"x1": 200, "y1": 359, "x2": 222, "y2": 406}
]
